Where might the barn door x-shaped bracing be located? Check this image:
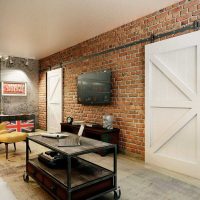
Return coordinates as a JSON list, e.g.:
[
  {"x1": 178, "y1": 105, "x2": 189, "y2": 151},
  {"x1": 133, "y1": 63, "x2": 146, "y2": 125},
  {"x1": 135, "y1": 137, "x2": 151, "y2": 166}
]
[
  {"x1": 145, "y1": 30, "x2": 200, "y2": 179},
  {"x1": 47, "y1": 68, "x2": 63, "y2": 133}
]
